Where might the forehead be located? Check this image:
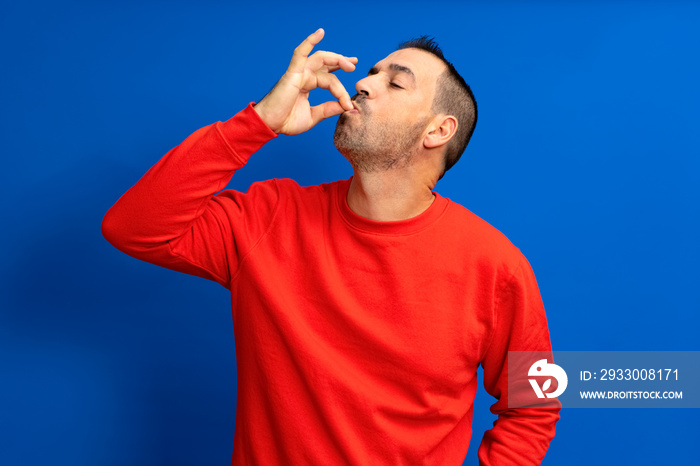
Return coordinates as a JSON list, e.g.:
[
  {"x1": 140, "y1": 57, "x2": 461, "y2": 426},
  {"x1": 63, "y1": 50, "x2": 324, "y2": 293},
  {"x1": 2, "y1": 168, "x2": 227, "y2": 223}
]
[{"x1": 374, "y1": 48, "x2": 447, "y2": 85}]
